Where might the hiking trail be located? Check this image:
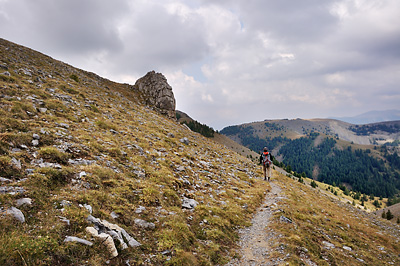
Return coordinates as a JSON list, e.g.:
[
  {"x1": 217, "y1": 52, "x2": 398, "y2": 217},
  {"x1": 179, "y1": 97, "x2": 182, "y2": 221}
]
[{"x1": 225, "y1": 181, "x2": 285, "y2": 266}]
